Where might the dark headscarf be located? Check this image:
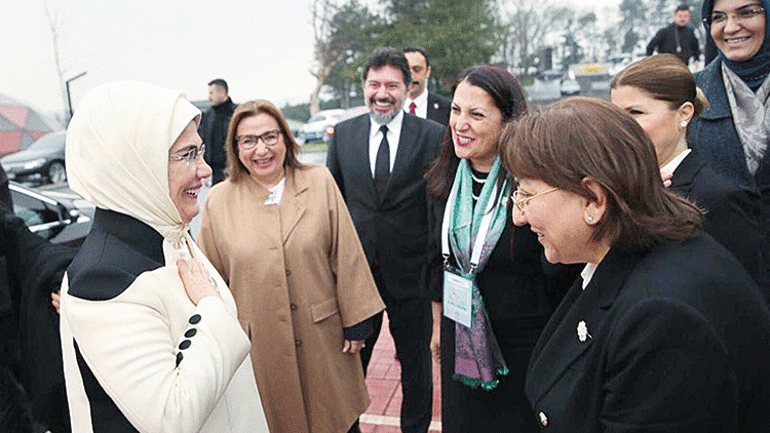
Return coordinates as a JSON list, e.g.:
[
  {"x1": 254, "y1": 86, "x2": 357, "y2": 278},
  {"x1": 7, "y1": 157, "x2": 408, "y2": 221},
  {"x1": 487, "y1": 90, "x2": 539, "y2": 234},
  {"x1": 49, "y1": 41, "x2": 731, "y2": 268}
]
[{"x1": 702, "y1": 0, "x2": 770, "y2": 89}]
